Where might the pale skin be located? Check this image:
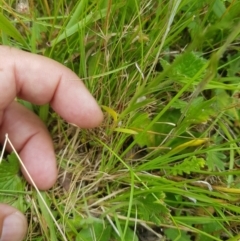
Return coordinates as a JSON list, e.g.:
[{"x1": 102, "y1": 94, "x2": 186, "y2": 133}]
[{"x1": 0, "y1": 46, "x2": 103, "y2": 241}]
